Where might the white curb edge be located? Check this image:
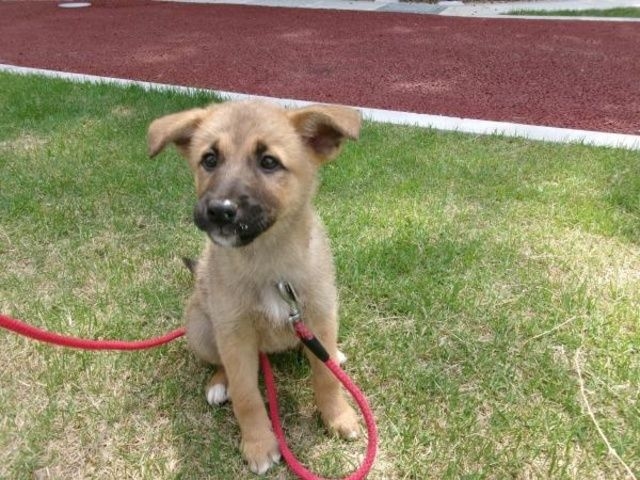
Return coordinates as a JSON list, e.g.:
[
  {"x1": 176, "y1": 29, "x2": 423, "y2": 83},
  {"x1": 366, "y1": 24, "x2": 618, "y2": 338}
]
[{"x1": 2, "y1": 63, "x2": 638, "y2": 150}]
